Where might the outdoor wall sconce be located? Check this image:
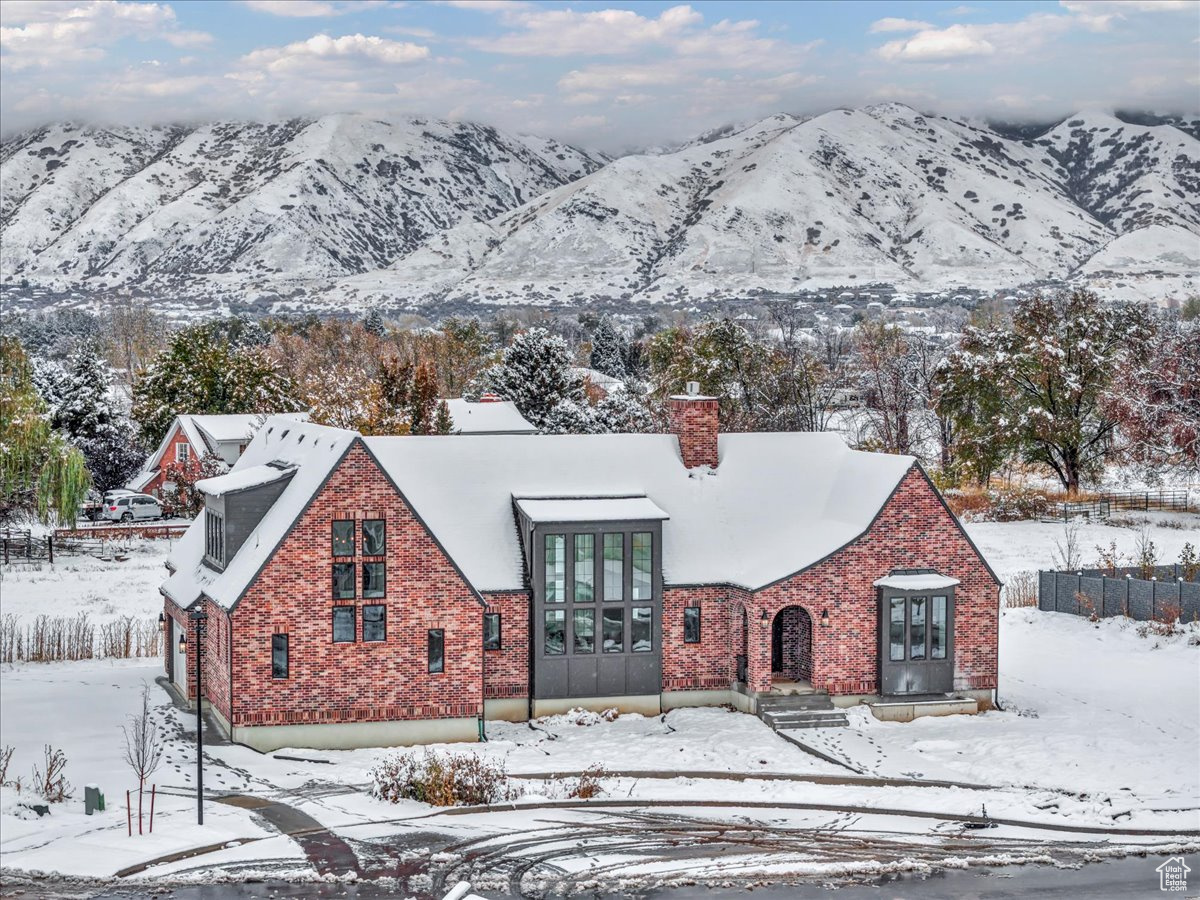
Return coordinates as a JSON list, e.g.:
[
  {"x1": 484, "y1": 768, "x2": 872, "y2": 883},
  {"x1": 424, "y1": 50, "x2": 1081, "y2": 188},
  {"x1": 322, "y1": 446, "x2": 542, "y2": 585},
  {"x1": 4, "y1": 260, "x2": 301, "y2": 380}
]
[
  {"x1": 178, "y1": 633, "x2": 186, "y2": 655},
  {"x1": 820, "y1": 608, "x2": 830, "y2": 627},
  {"x1": 760, "y1": 609, "x2": 769, "y2": 625},
  {"x1": 158, "y1": 612, "x2": 165, "y2": 627}
]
